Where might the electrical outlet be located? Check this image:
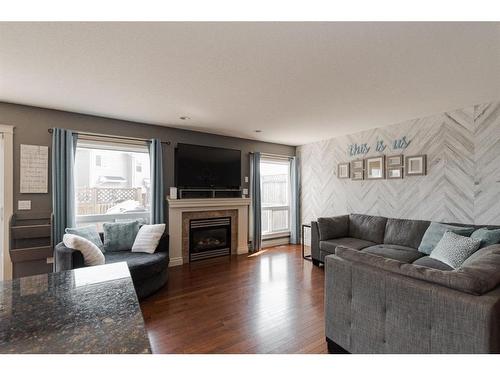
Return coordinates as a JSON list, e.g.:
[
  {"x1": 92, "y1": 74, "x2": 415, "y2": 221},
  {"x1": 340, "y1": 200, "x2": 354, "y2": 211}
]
[
  {"x1": 243, "y1": 188, "x2": 249, "y2": 195},
  {"x1": 244, "y1": 176, "x2": 249, "y2": 183}
]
